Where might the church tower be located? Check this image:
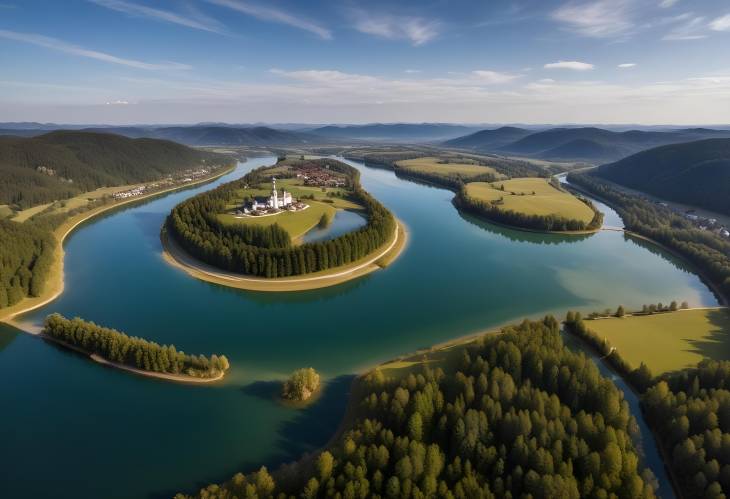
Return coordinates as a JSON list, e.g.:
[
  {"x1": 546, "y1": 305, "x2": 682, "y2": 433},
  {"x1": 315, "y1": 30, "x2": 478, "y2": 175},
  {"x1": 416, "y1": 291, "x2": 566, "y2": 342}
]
[{"x1": 271, "y1": 178, "x2": 279, "y2": 208}]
